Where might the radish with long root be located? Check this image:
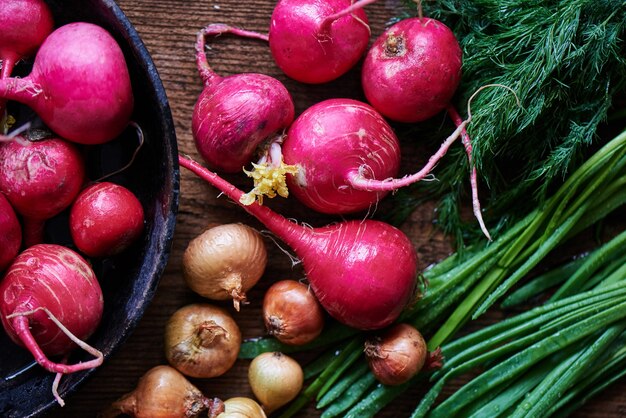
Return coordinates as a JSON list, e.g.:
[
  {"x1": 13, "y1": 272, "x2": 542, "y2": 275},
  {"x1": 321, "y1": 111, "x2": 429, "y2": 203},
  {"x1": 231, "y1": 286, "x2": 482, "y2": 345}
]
[
  {"x1": 359, "y1": 1, "x2": 517, "y2": 239},
  {"x1": 0, "y1": 22, "x2": 134, "y2": 144},
  {"x1": 269, "y1": 0, "x2": 376, "y2": 84},
  {"x1": 192, "y1": 24, "x2": 295, "y2": 174},
  {"x1": 179, "y1": 156, "x2": 418, "y2": 330},
  {"x1": 0, "y1": 135, "x2": 86, "y2": 246},
  {"x1": 0, "y1": 0, "x2": 54, "y2": 132},
  {"x1": 0, "y1": 244, "x2": 104, "y2": 405},
  {"x1": 244, "y1": 94, "x2": 501, "y2": 238}
]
